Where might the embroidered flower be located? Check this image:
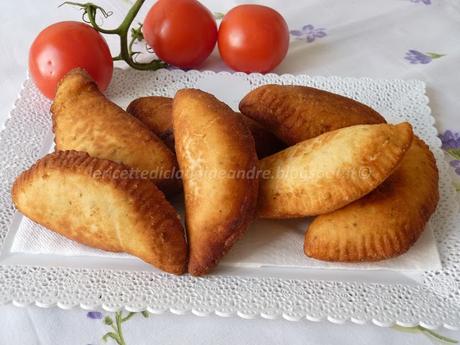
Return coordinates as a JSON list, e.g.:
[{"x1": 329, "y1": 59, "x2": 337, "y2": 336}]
[
  {"x1": 290, "y1": 25, "x2": 327, "y2": 43},
  {"x1": 405, "y1": 50, "x2": 444, "y2": 64},
  {"x1": 449, "y1": 160, "x2": 460, "y2": 175},
  {"x1": 86, "y1": 311, "x2": 103, "y2": 319},
  {"x1": 439, "y1": 130, "x2": 460, "y2": 176},
  {"x1": 410, "y1": 0, "x2": 431, "y2": 5},
  {"x1": 440, "y1": 130, "x2": 460, "y2": 150}
]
